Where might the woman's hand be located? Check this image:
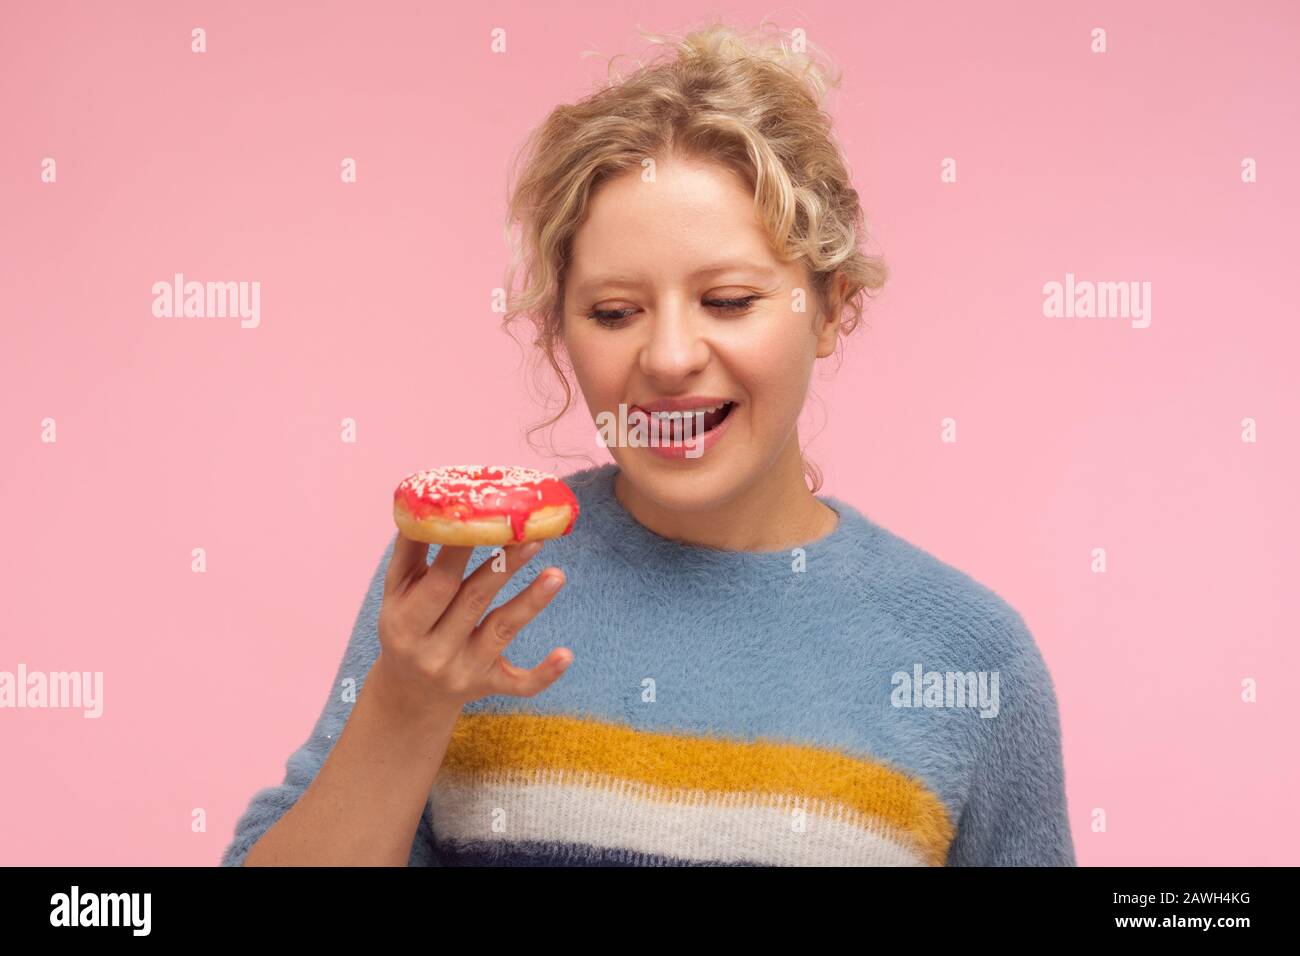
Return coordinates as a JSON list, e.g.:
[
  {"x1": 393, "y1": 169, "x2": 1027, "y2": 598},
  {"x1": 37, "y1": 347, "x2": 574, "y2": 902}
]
[{"x1": 372, "y1": 534, "x2": 571, "y2": 713}]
